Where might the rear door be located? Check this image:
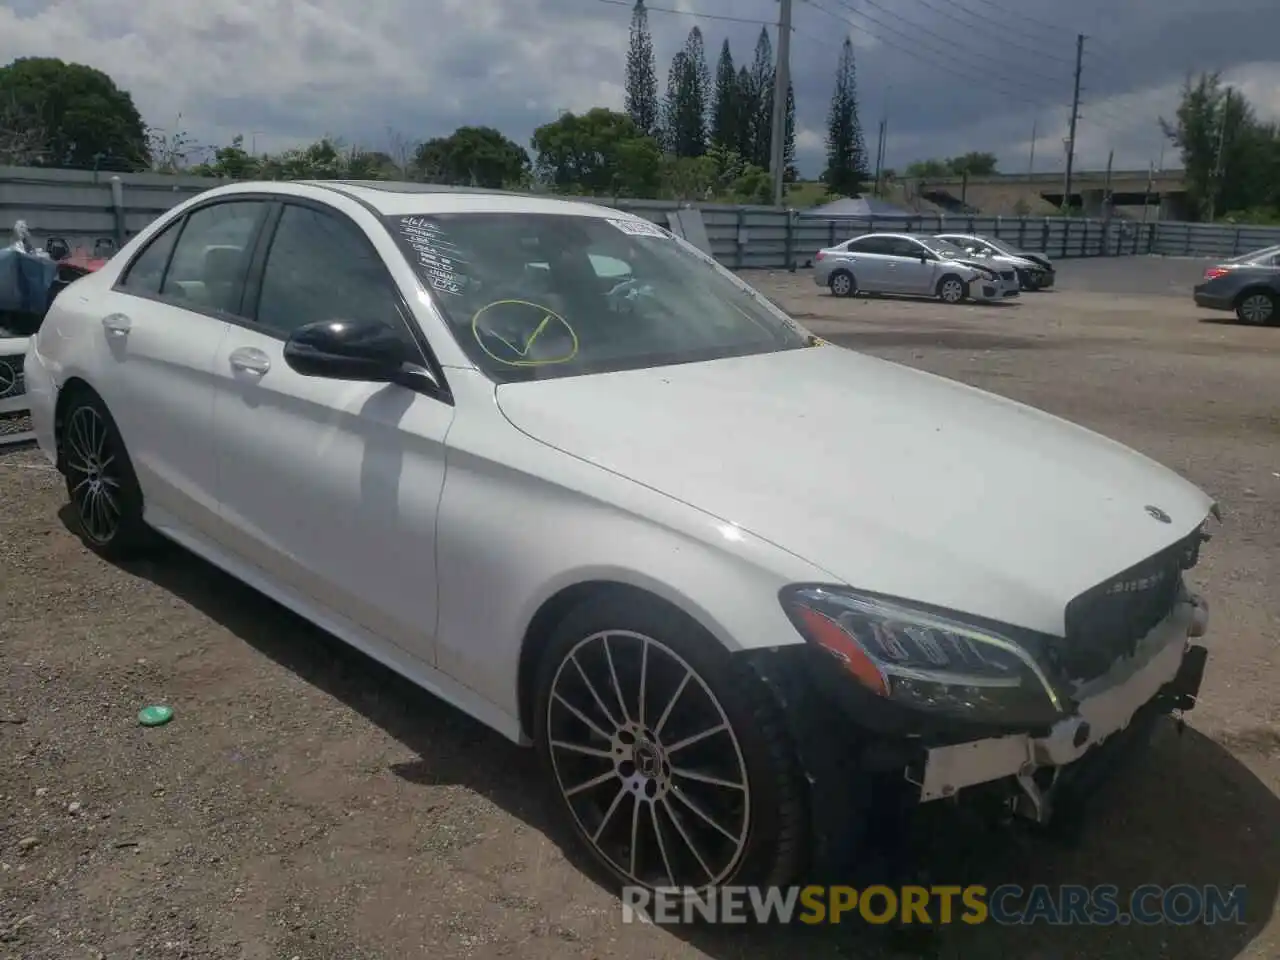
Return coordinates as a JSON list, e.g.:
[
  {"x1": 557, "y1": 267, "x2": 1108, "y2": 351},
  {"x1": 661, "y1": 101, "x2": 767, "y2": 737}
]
[
  {"x1": 95, "y1": 198, "x2": 270, "y2": 539},
  {"x1": 210, "y1": 198, "x2": 454, "y2": 664}
]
